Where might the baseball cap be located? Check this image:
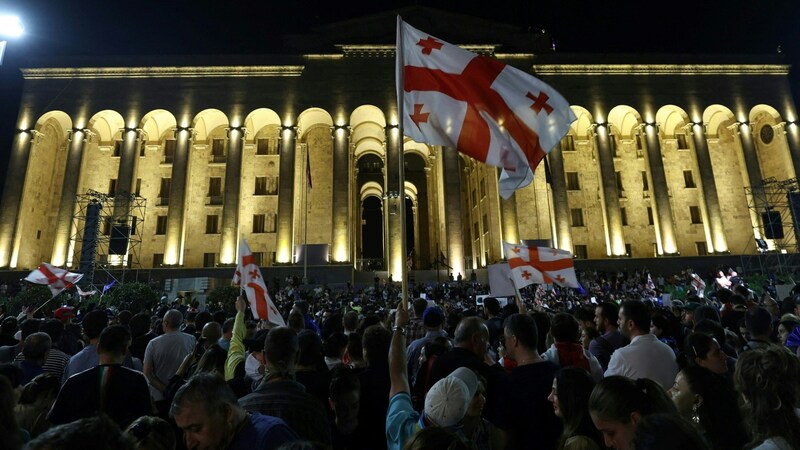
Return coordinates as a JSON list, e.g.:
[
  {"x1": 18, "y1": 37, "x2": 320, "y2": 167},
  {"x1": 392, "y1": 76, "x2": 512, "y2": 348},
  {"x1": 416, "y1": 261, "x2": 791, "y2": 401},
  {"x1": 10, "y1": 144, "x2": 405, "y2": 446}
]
[
  {"x1": 424, "y1": 367, "x2": 478, "y2": 427},
  {"x1": 422, "y1": 306, "x2": 444, "y2": 328},
  {"x1": 53, "y1": 306, "x2": 75, "y2": 322}
]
